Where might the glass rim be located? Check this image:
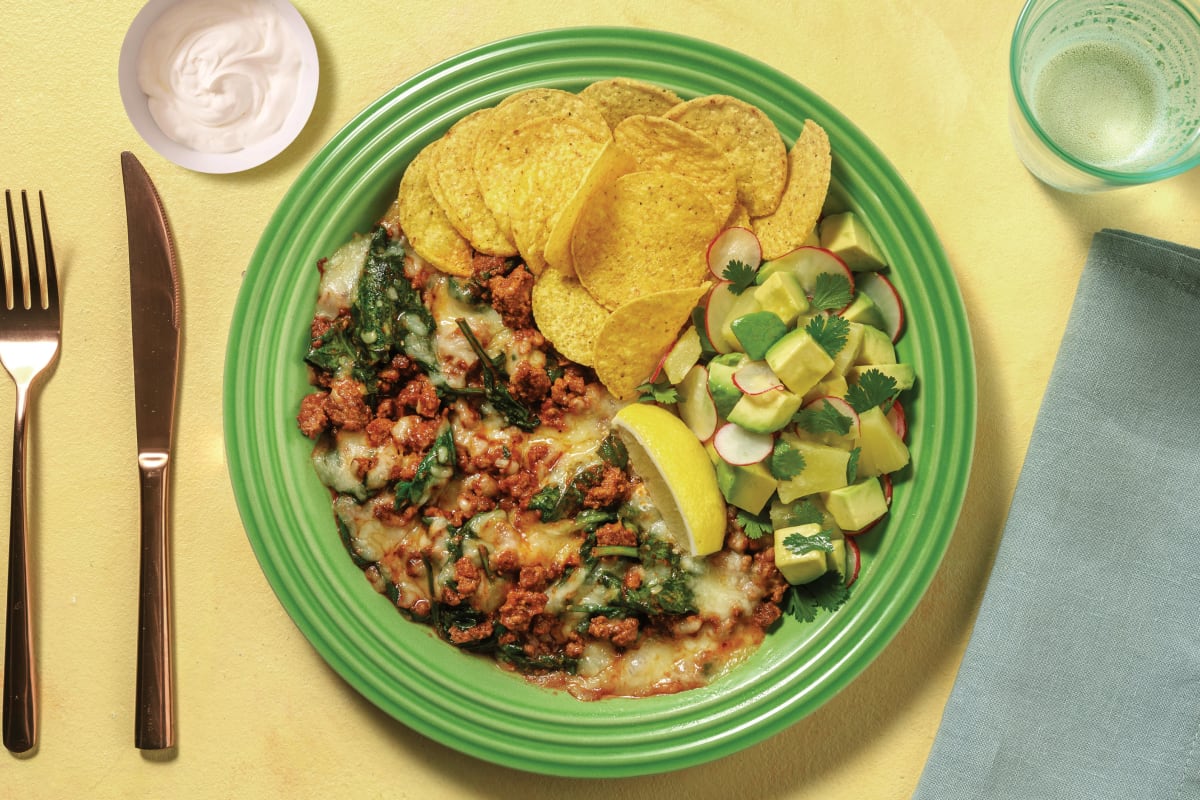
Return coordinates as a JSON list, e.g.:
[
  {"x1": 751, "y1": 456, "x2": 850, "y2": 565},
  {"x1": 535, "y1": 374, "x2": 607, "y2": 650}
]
[{"x1": 1009, "y1": 0, "x2": 1200, "y2": 185}]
